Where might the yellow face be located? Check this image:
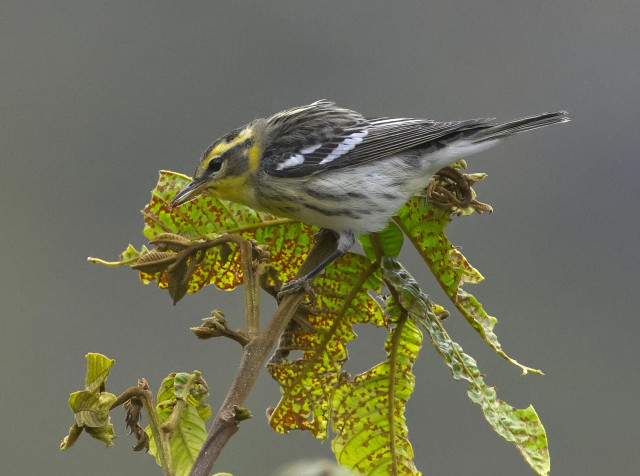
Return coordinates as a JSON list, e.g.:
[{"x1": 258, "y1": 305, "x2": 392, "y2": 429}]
[{"x1": 171, "y1": 125, "x2": 262, "y2": 208}]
